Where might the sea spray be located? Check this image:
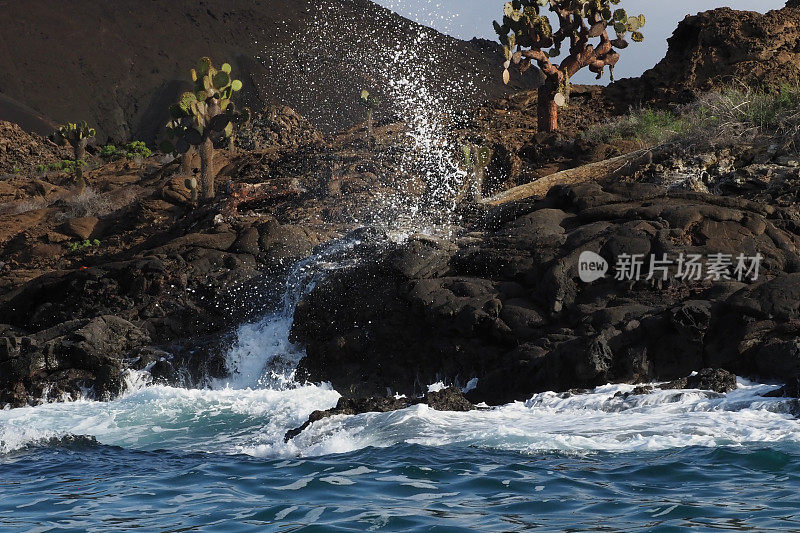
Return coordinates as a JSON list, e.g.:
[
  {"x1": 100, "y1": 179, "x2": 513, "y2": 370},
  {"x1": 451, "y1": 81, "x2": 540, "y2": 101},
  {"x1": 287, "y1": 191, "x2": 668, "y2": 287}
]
[
  {"x1": 256, "y1": 0, "x2": 481, "y2": 231},
  {"x1": 218, "y1": 229, "x2": 397, "y2": 390}
]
